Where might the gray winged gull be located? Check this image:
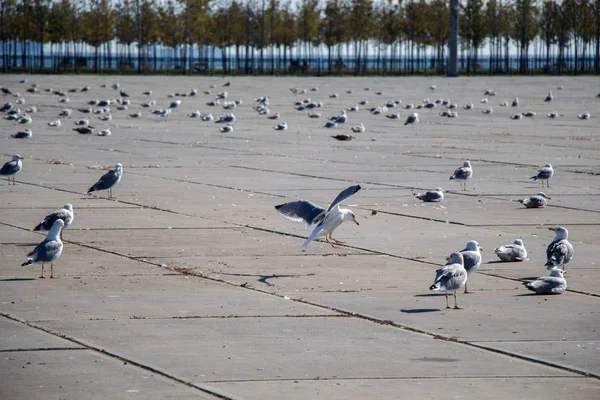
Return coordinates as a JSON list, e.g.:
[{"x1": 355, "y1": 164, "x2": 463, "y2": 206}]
[
  {"x1": 494, "y1": 239, "x2": 527, "y2": 262},
  {"x1": 414, "y1": 187, "x2": 444, "y2": 202},
  {"x1": 519, "y1": 192, "x2": 551, "y2": 208},
  {"x1": 87, "y1": 163, "x2": 123, "y2": 198},
  {"x1": 524, "y1": 268, "x2": 566, "y2": 294},
  {"x1": 450, "y1": 160, "x2": 472, "y2": 191},
  {"x1": 404, "y1": 112, "x2": 419, "y2": 127},
  {"x1": 1, "y1": 154, "x2": 24, "y2": 185},
  {"x1": 430, "y1": 252, "x2": 468, "y2": 309},
  {"x1": 546, "y1": 226, "x2": 574, "y2": 272},
  {"x1": 22, "y1": 219, "x2": 64, "y2": 278},
  {"x1": 275, "y1": 185, "x2": 361, "y2": 248},
  {"x1": 530, "y1": 163, "x2": 554, "y2": 187},
  {"x1": 34, "y1": 204, "x2": 74, "y2": 240},
  {"x1": 459, "y1": 240, "x2": 482, "y2": 293}
]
